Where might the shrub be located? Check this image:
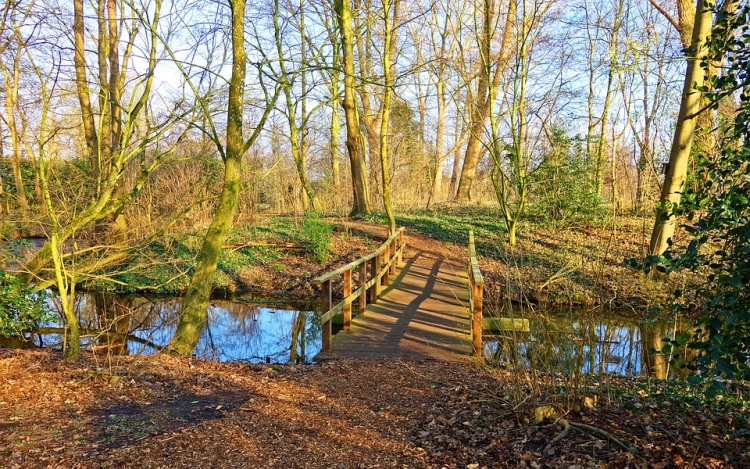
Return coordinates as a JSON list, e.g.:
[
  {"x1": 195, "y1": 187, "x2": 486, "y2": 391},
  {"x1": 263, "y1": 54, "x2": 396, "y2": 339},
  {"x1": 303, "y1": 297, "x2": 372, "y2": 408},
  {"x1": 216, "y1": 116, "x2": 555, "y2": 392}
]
[
  {"x1": 301, "y1": 215, "x2": 332, "y2": 263},
  {"x1": 0, "y1": 269, "x2": 52, "y2": 337},
  {"x1": 529, "y1": 126, "x2": 605, "y2": 225}
]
